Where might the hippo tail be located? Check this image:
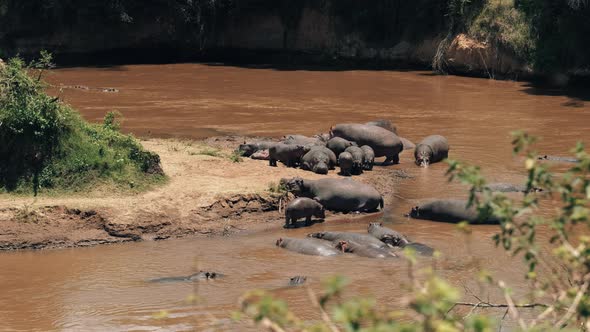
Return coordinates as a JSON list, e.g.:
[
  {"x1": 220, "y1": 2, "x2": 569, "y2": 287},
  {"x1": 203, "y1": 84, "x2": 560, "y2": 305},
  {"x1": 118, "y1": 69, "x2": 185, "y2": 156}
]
[{"x1": 379, "y1": 197, "x2": 384, "y2": 210}]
